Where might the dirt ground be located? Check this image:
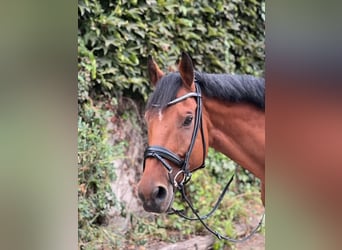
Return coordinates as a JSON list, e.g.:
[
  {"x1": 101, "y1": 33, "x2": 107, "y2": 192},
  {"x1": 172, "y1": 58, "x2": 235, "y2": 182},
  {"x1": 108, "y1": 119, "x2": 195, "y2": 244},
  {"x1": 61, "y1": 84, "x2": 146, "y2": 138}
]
[
  {"x1": 143, "y1": 199, "x2": 265, "y2": 250},
  {"x1": 233, "y1": 199, "x2": 265, "y2": 250}
]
